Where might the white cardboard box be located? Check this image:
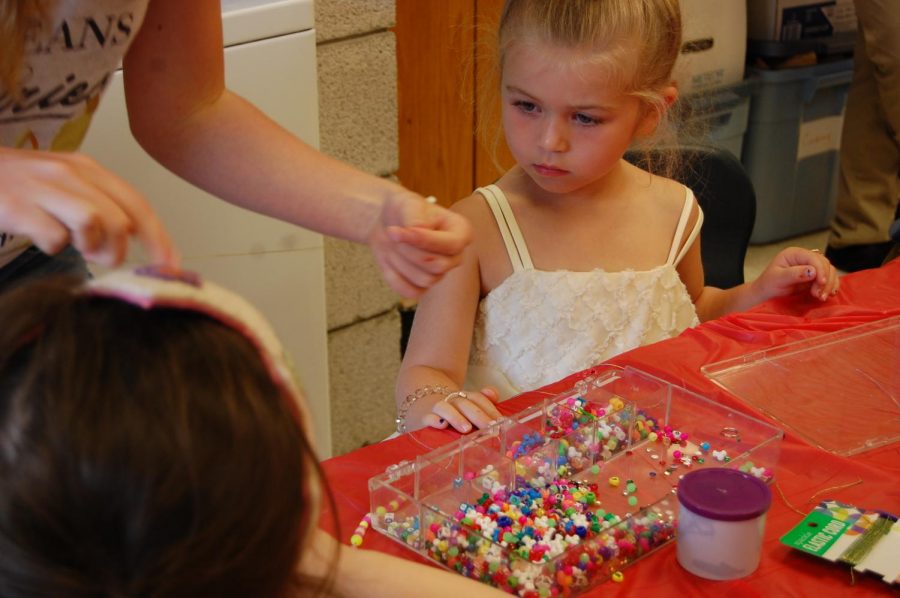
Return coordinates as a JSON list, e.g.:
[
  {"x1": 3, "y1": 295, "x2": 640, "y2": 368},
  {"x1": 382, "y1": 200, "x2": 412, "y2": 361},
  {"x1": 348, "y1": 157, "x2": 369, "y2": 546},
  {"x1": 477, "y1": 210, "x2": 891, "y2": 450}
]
[
  {"x1": 673, "y1": 0, "x2": 747, "y2": 95},
  {"x1": 748, "y1": 0, "x2": 857, "y2": 41}
]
